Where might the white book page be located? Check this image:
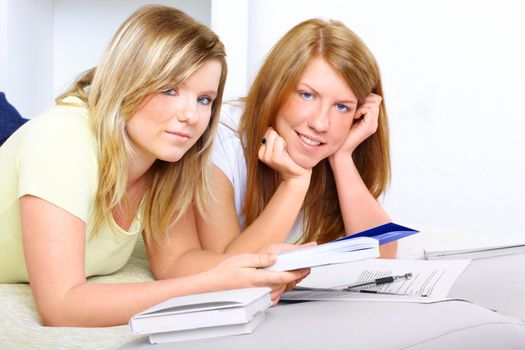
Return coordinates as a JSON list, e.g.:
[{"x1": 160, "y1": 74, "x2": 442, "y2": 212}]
[{"x1": 284, "y1": 259, "x2": 470, "y2": 302}]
